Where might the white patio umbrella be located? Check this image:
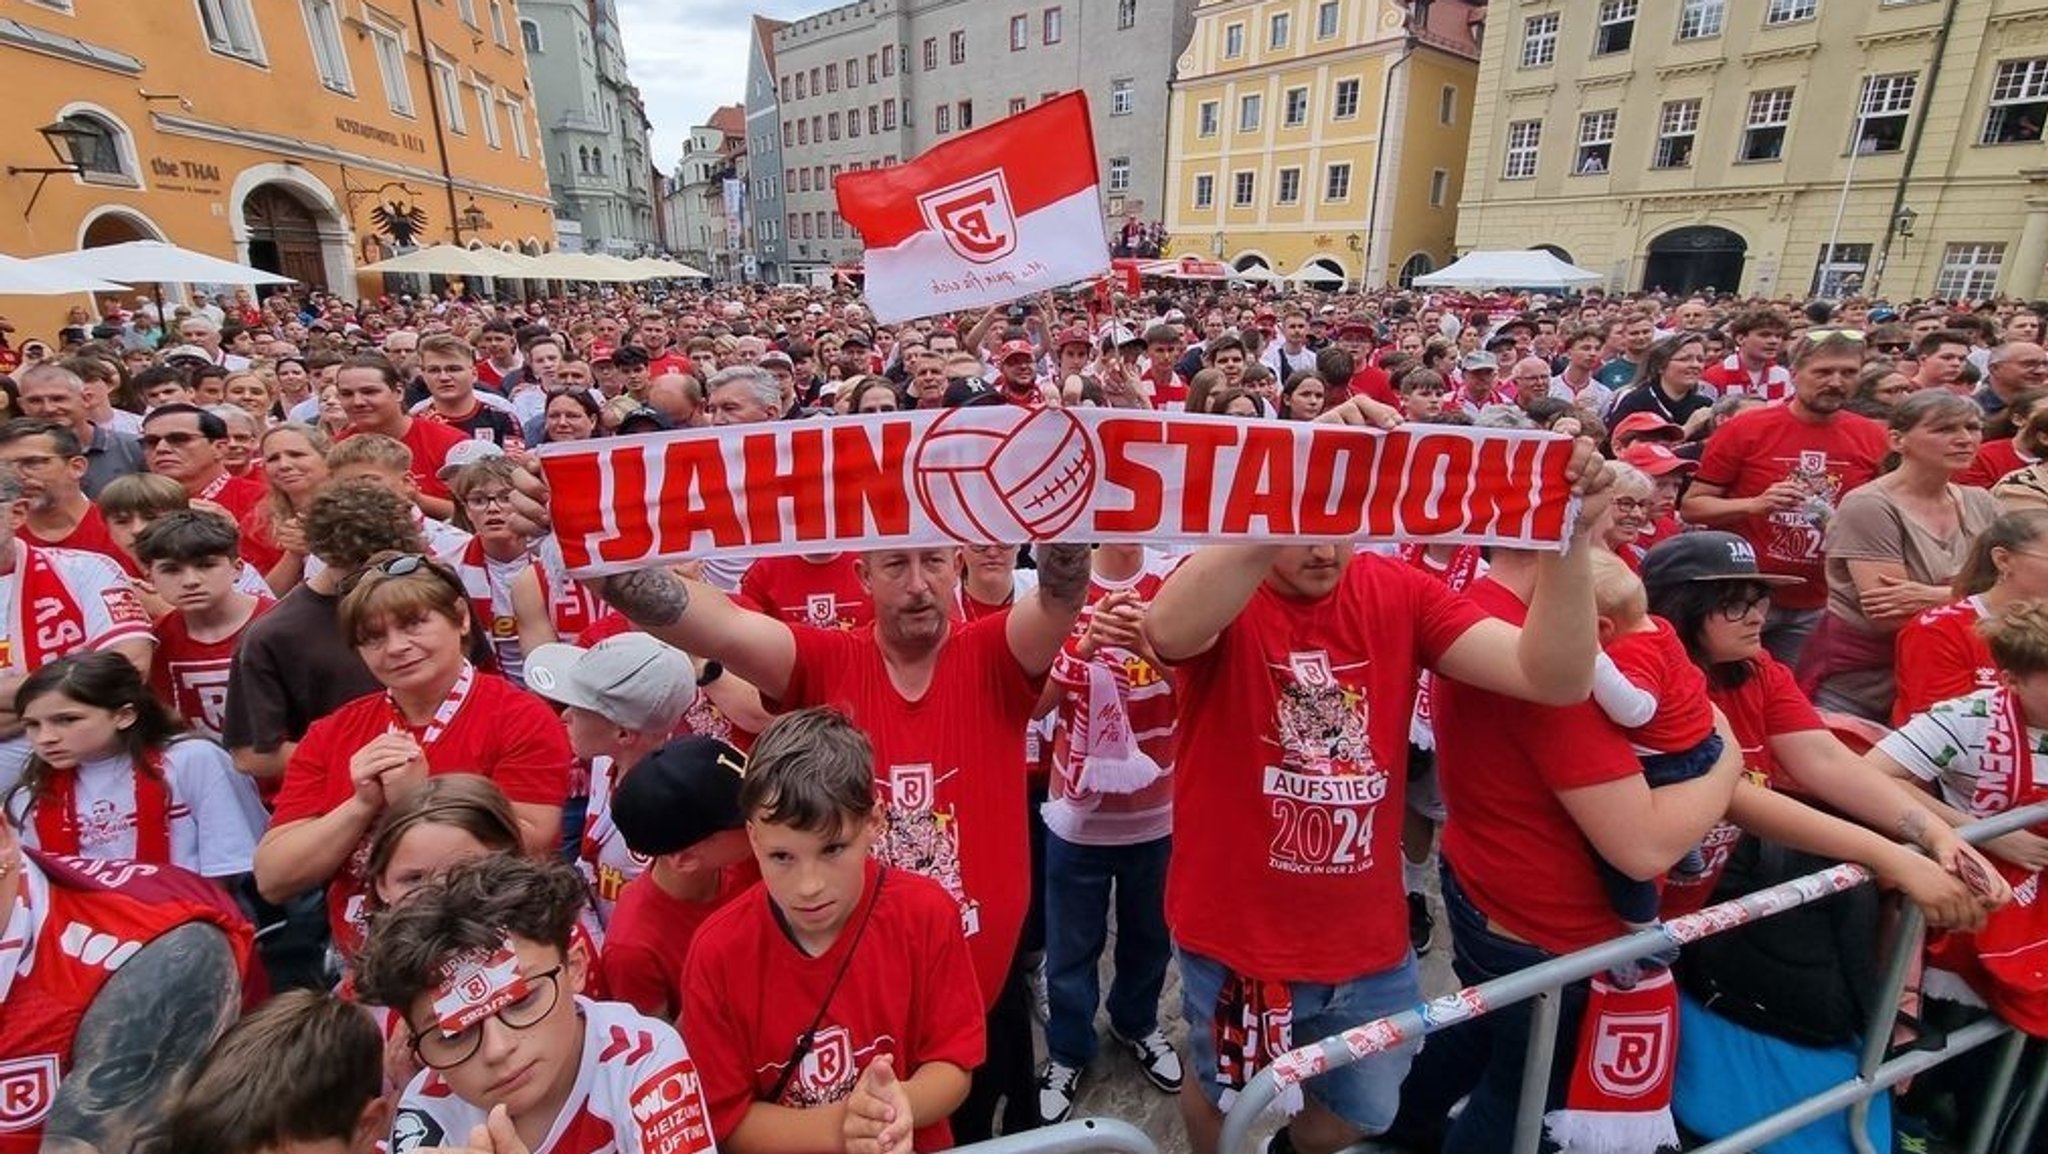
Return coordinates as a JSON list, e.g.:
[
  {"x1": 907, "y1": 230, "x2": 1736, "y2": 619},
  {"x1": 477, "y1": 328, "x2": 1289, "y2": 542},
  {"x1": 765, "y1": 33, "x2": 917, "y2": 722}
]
[
  {"x1": 1233, "y1": 264, "x2": 1286, "y2": 283},
  {"x1": 360, "y1": 244, "x2": 533, "y2": 279},
  {"x1": 31, "y1": 240, "x2": 293, "y2": 288},
  {"x1": 0, "y1": 252, "x2": 127, "y2": 295},
  {"x1": 527, "y1": 251, "x2": 632, "y2": 282}
]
